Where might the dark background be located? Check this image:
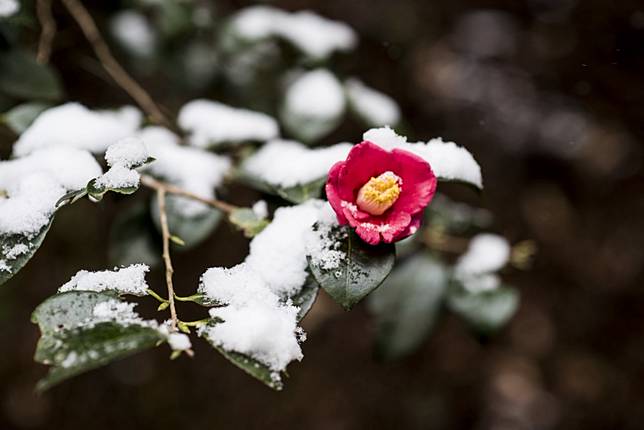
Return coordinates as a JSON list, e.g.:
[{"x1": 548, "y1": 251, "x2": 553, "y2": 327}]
[{"x1": 2, "y1": 0, "x2": 644, "y2": 429}]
